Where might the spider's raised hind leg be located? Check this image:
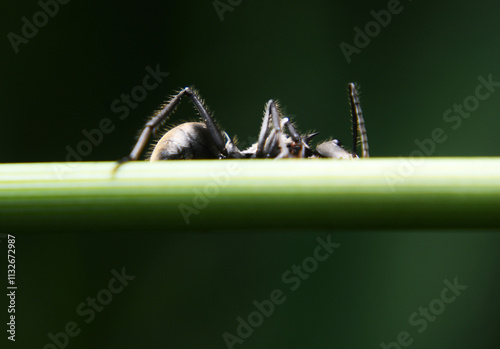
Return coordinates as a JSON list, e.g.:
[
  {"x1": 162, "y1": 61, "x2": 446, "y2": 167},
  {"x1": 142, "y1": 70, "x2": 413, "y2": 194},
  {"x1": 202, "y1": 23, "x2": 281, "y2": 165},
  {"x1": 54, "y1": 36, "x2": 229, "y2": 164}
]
[
  {"x1": 115, "y1": 87, "x2": 228, "y2": 168},
  {"x1": 348, "y1": 83, "x2": 369, "y2": 158}
]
